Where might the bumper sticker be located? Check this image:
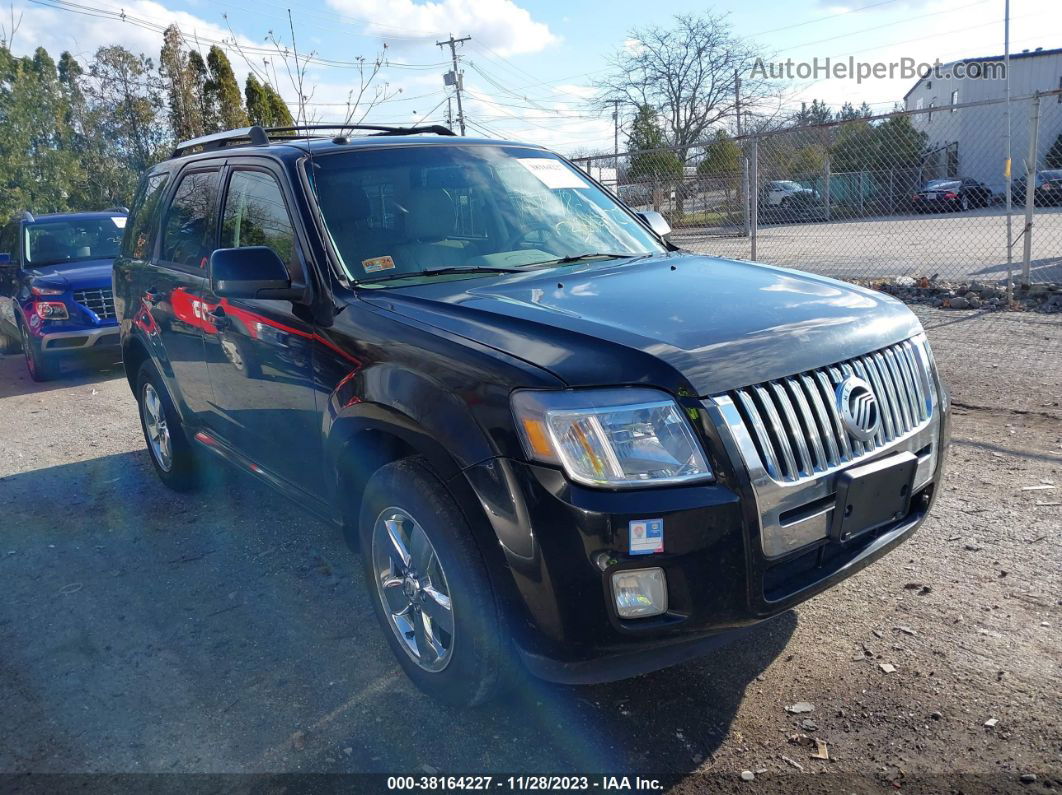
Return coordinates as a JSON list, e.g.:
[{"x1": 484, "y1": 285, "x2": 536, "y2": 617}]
[{"x1": 629, "y1": 518, "x2": 664, "y2": 555}]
